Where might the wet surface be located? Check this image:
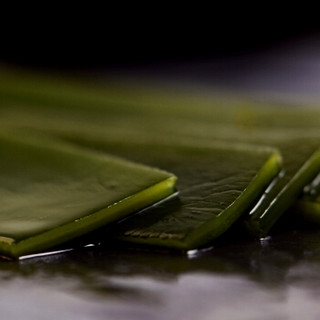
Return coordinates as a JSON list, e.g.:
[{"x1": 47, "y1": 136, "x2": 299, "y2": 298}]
[{"x1": 2, "y1": 225, "x2": 320, "y2": 319}]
